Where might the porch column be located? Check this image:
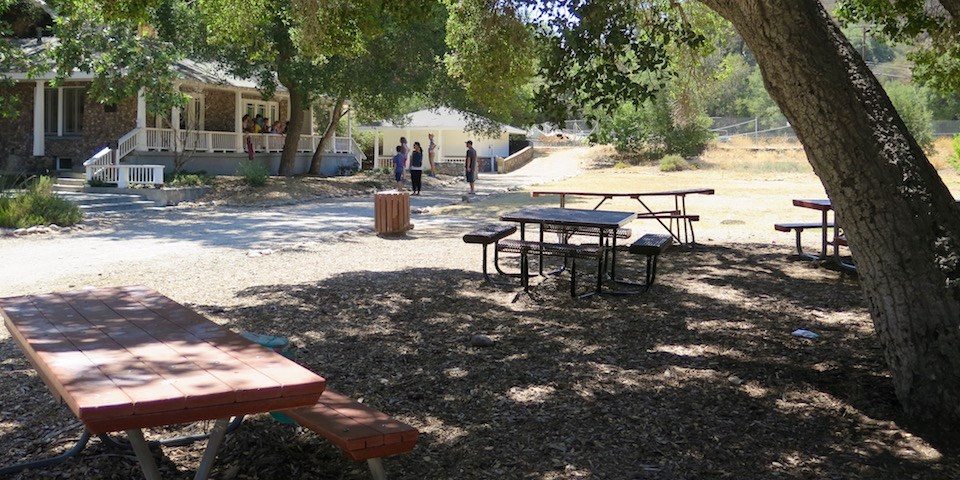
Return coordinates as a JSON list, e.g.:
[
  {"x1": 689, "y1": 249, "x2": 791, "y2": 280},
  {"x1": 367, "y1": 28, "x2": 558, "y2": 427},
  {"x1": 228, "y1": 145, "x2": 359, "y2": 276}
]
[
  {"x1": 32, "y1": 80, "x2": 44, "y2": 156},
  {"x1": 308, "y1": 102, "x2": 315, "y2": 135},
  {"x1": 374, "y1": 130, "x2": 380, "y2": 164},
  {"x1": 136, "y1": 88, "x2": 146, "y2": 150},
  {"x1": 171, "y1": 105, "x2": 181, "y2": 152},
  {"x1": 234, "y1": 90, "x2": 243, "y2": 152},
  {"x1": 347, "y1": 109, "x2": 352, "y2": 139}
]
